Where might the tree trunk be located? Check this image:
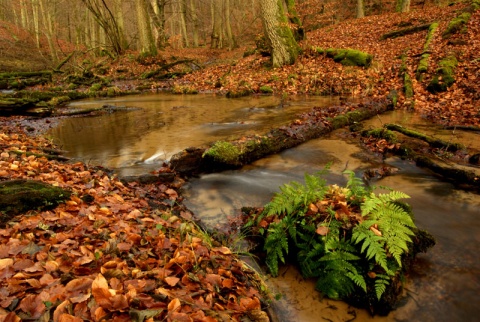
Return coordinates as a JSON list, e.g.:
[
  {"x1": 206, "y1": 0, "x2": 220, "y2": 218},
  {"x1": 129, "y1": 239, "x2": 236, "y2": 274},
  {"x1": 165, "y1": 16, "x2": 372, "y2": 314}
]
[
  {"x1": 39, "y1": 0, "x2": 58, "y2": 61},
  {"x1": 145, "y1": 0, "x2": 167, "y2": 49},
  {"x1": 80, "y1": 0, "x2": 124, "y2": 55},
  {"x1": 136, "y1": 0, "x2": 157, "y2": 55},
  {"x1": 179, "y1": 0, "x2": 189, "y2": 47},
  {"x1": 32, "y1": 0, "x2": 41, "y2": 49},
  {"x1": 190, "y1": 0, "x2": 199, "y2": 47},
  {"x1": 260, "y1": 0, "x2": 299, "y2": 67},
  {"x1": 357, "y1": 0, "x2": 365, "y2": 18},
  {"x1": 211, "y1": 0, "x2": 222, "y2": 48},
  {"x1": 285, "y1": 0, "x2": 305, "y2": 41},
  {"x1": 397, "y1": 0, "x2": 411, "y2": 12},
  {"x1": 113, "y1": 0, "x2": 128, "y2": 50},
  {"x1": 224, "y1": 0, "x2": 235, "y2": 49}
]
